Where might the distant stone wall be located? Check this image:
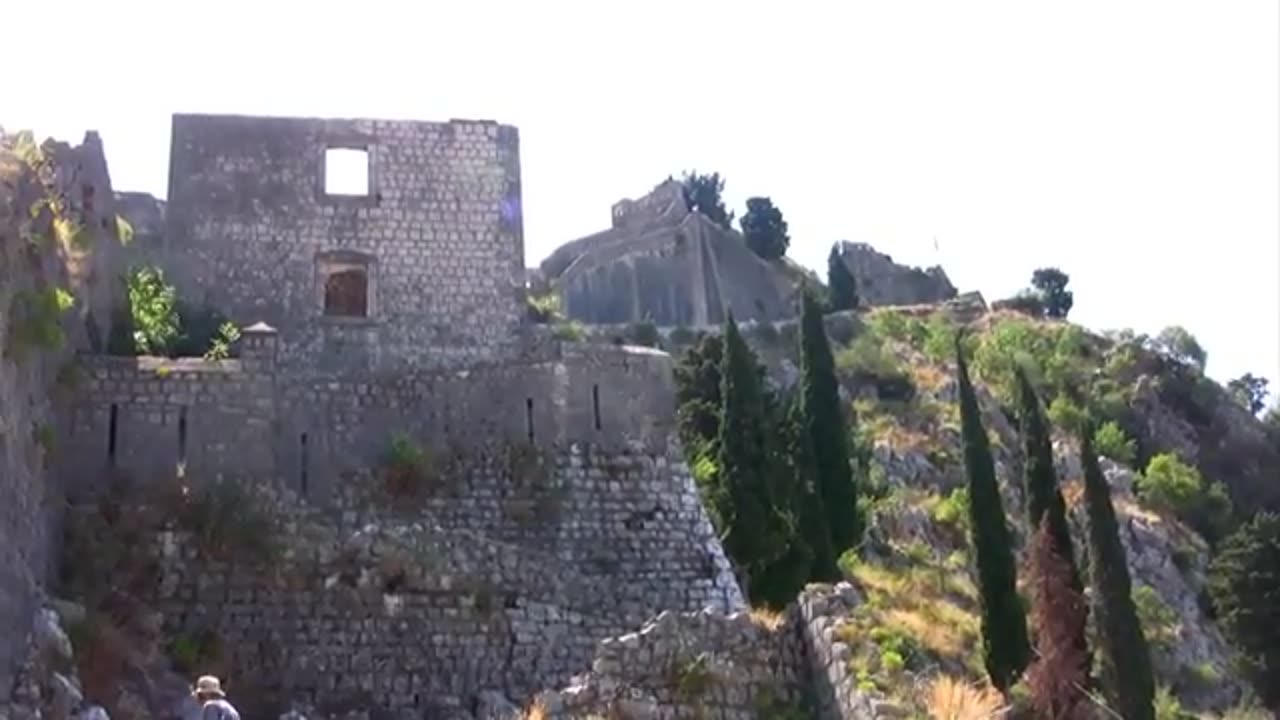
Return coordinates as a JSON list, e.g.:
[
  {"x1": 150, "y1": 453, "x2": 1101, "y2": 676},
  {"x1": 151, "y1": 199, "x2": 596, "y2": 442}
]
[
  {"x1": 835, "y1": 241, "x2": 957, "y2": 307},
  {"x1": 157, "y1": 114, "x2": 525, "y2": 374},
  {"x1": 555, "y1": 210, "x2": 795, "y2": 328},
  {"x1": 0, "y1": 130, "x2": 125, "y2": 702}
]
